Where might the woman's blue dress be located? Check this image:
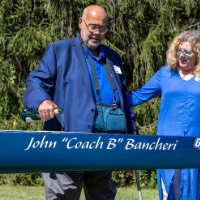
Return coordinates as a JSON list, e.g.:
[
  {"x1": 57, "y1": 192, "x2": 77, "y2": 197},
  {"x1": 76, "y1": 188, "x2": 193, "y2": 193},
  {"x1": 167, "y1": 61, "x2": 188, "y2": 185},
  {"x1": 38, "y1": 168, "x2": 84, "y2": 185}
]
[{"x1": 126, "y1": 66, "x2": 200, "y2": 200}]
